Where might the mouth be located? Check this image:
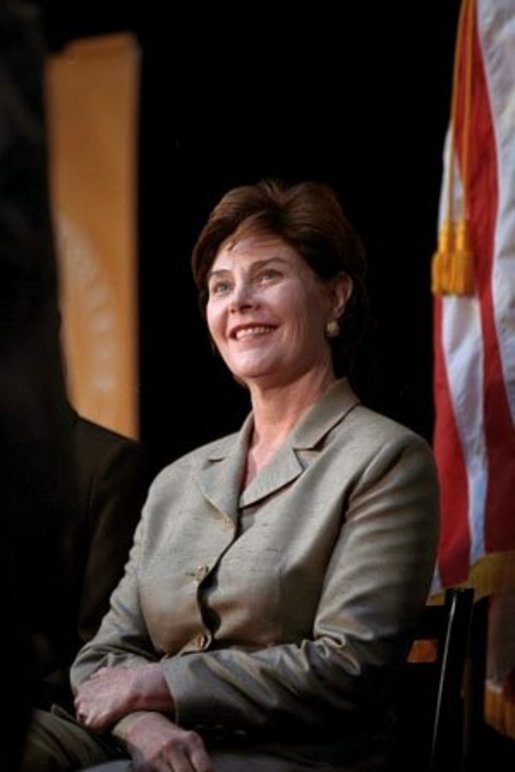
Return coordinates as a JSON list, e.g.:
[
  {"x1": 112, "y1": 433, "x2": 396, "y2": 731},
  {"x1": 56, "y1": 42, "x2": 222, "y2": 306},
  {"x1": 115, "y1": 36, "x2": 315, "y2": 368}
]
[{"x1": 230, "y1": 324, "x2": 277, "y2": 341}]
